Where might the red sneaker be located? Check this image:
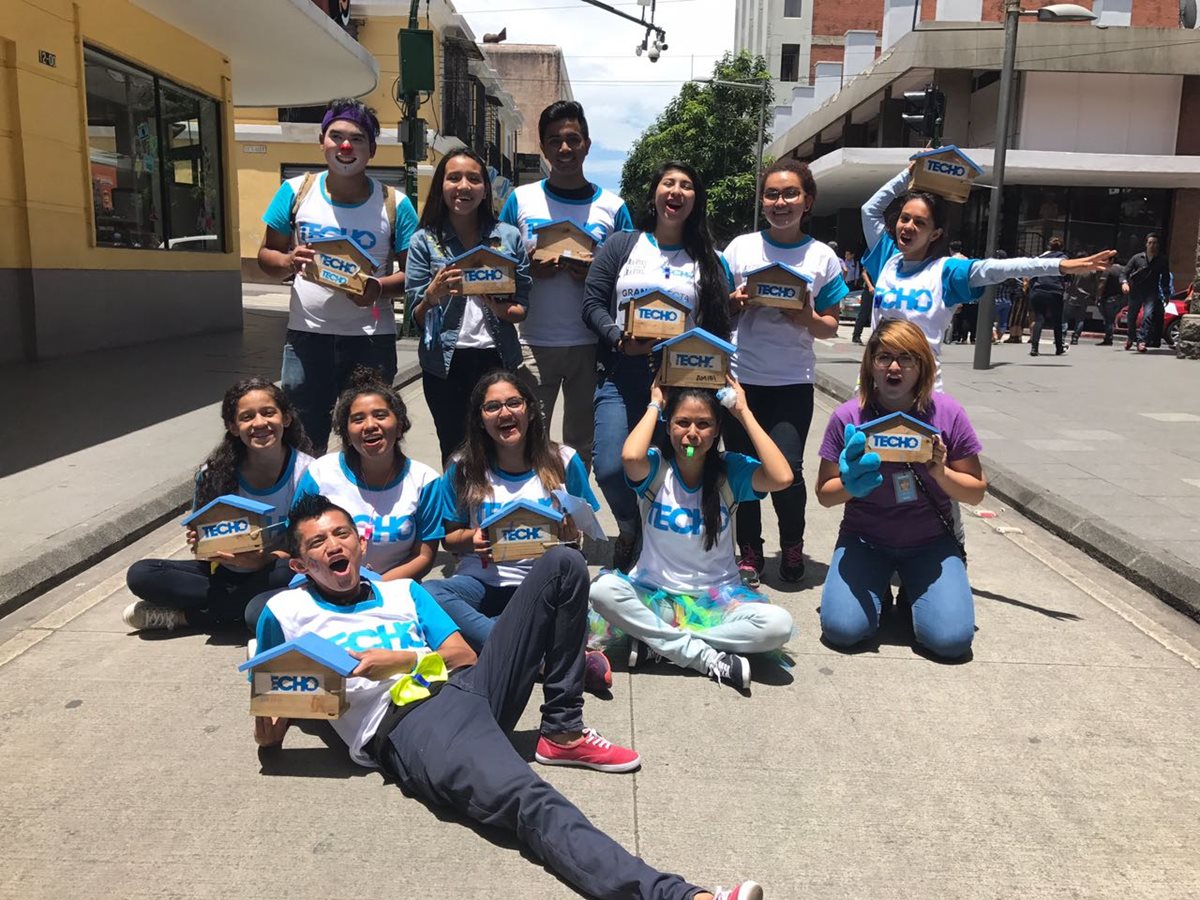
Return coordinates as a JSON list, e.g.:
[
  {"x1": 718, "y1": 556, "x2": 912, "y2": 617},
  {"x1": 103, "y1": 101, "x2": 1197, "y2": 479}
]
[
  {"x1": 534, "y1": 727, "x2": 641, "y2": 773},
  {"x1": 584, "y1": 650, "x2": 612, "y2": 694},
  {"x1": 712, "y1": 882, "x2": 764, "y2": 900}
]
